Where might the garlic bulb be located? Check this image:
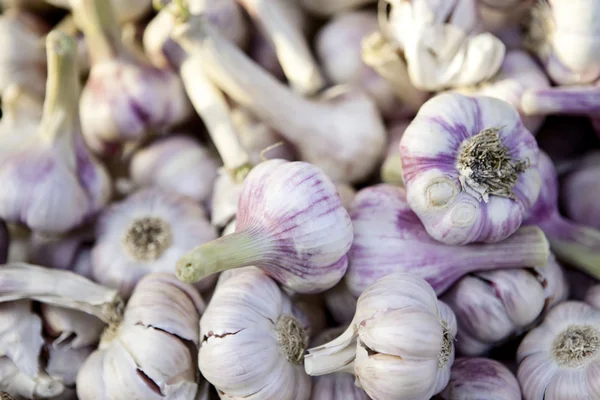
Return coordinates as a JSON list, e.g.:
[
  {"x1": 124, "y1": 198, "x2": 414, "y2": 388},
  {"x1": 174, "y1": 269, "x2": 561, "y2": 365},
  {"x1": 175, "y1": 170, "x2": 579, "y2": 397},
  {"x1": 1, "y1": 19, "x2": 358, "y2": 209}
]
[
  {"x1": 172, "y1": 16, "x2": 386, "y2": 184},
  {"x1": 305, "y1": 273, "x2": 457, "y2": 400},
  {"x1": 130, "y1": 135, "x2": 219, "y2": 204},
  {"x1": 442, "y1": 254, "x2": 568, "y2": 356},
  {"x1": 29, "y1": 231, "x2": 94, "y2": 279},
  {"x1": 299, "y1": 0, "x2": 375, "y2": 16},
  {"x1": 92, "y1": 188, "x2": 217, "y2": 298},
  {"x1": 561, "y1": 152, "x2": 600, "y2": 230},
  {"x1": 77, "y1": 273, "x2": 205, "y2": 400},
  {"x1": 521, "y1": 80, "x2": 600, "y2": 118},
  {"x1": 0, "y1": 9, "x2": 48, "y2": 97},
  {"x1": 453, "y1": 50, "x2": 550, "y2": 134},
  {"x1": 517, "y1": 301, "x2": 600, "y2": 399},
  {"x1": 0, "y1": 358, "x2": 63, "y2": 400},
  {"x1": 439, "y1": 357, "x2": 521, "y2": 400},
  {"x1": 399, "y1": 93, "x2": 541, "y2": 245},
  {"x1": 74, "y1": 0, "x2": 191, "y2": 156},
  {"x1": 0, "y1": 30, "x2": 111, "y2": 234},
  {"x1": 0, "y1": 222, "x2": 7, "y2": 265},
  {"x1": 45, "y1": 344, "x2": 94, "y2": 392},
  {"x1": 324, "y1": 281, "x2": 357, "y2": 325},
  {"x1": 382, "y1": 0, "x2": 506, "y2": 90},
  {"x1": 177, "y1": 159, "x2": 354, "y2": 293},
  {"x1": 345, "y1": 184, "x2": 550, "y2": 297},
  {"x1": 380, "y1": 120, "x2": 409, "y2": 185},
  {"x1": 199, "y1": 267, "x2": 312, "y2": 400},
  {"x1": 524, "y1": 0, "x2": 600, "y2": 85}
]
